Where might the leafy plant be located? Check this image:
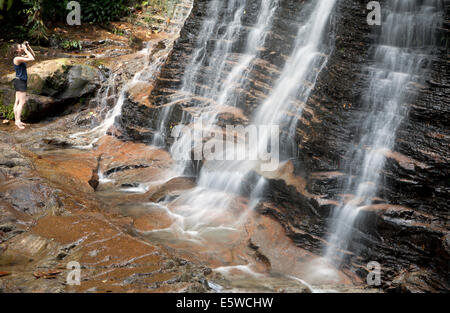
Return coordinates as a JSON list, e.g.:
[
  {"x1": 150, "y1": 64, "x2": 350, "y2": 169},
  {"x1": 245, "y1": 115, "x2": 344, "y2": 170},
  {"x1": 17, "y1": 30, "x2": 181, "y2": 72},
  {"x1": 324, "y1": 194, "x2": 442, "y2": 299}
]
[
  {"x1": 21, "y1": 0, "x2": 48, "y2": 41},
  {"x1": 0, "y1": 93, "x2": 14, "y2": 121},
  {"x1": 0, "y1": 0, "x2": 14, "y2": 10},
  {"x1": 61, "y1": 39, "x2": 82, "y2": 50},
  {"x1": 0, "y1": 0, "x2": 13, "y2": 21},
  {"x1": 112, "y1": 27, "x2": 125, "y2": 36},
  {"x1": 80, "y1": 0, "x2": 128, "y2": 23},
  {"x1": 0, "y1": 105, "x2": 14, "y2": 120},
  {"x1": 0, "y1": 42, "x2": 10, "y2": 57},
  {"x1": 41, "y1": 0, "x2": 69, "y2": 22},
  {"x1": 147, "y1": 0, "x2": 179, "y2": 16}
]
